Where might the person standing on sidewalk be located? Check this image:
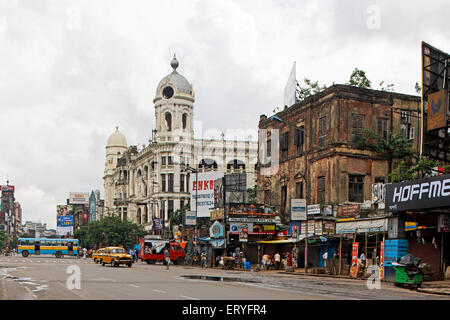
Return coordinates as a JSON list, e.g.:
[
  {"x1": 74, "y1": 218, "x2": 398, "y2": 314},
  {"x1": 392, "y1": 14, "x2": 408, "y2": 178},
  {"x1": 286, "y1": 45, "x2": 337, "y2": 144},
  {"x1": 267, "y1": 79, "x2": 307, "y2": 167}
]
[
  {"x1": 274, "y1": 252, "x2": 281, "y2": 270},
  {"x1": 164, "y1": 249, "x2": 170, "y2": 270},
  {"x1": 201, "y1": 251, "x2": 207, "y2": 269},
  {"x1": 322, "y1": 250, "x2": 329, "y2": 272}
]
